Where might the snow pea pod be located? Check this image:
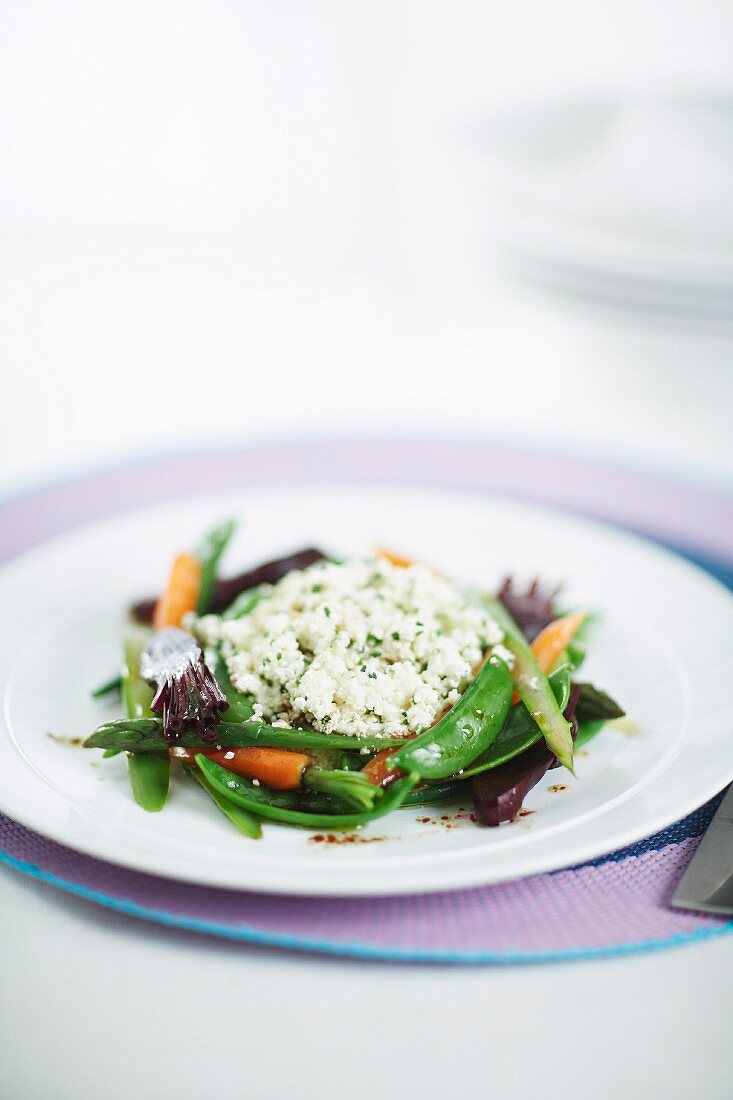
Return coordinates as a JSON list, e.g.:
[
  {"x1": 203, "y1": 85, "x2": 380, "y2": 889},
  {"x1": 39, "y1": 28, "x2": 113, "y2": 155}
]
[
  {"x1": 197, "y1": 757, "x2": 418, "y2": 829},
  {"x1": 455, "y1": 666, "x2": 570, "y2": 780},
  {"x1": 387, "y1": 655, "x2": 512, "y2": 781},
  {"x1": 190, "y1": 769, "x2": 262, "y2": 838}
]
